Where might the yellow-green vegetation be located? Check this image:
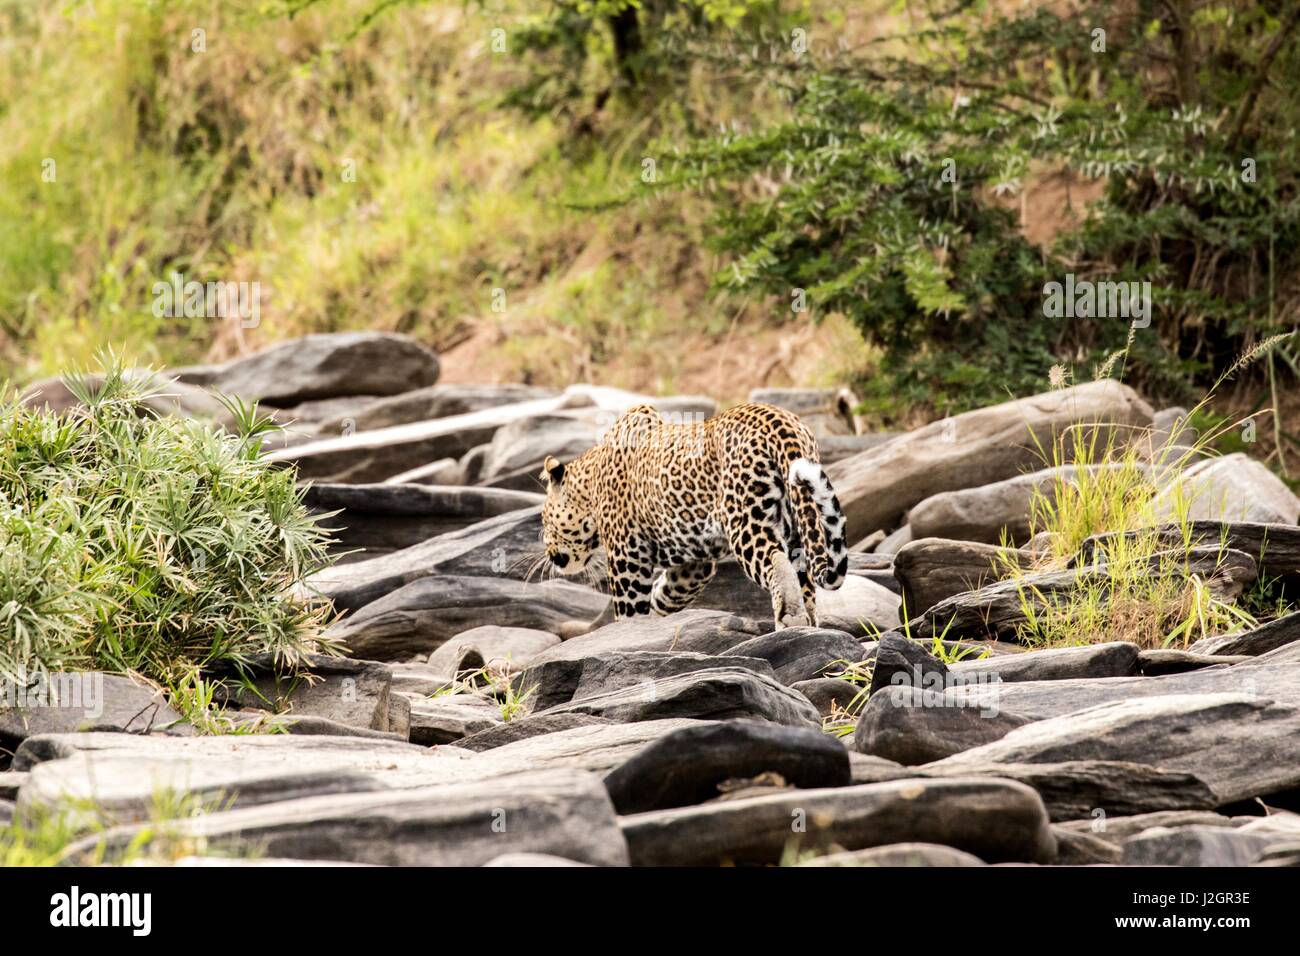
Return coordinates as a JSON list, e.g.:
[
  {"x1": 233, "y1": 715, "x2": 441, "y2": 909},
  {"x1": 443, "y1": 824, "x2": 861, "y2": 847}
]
[
  {"x1": 0, "y1": 788, "x2": 256, "y2": 867},
  {"x1": 1000, "y1": 345, "x2": 1296, "y2": 650}
]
